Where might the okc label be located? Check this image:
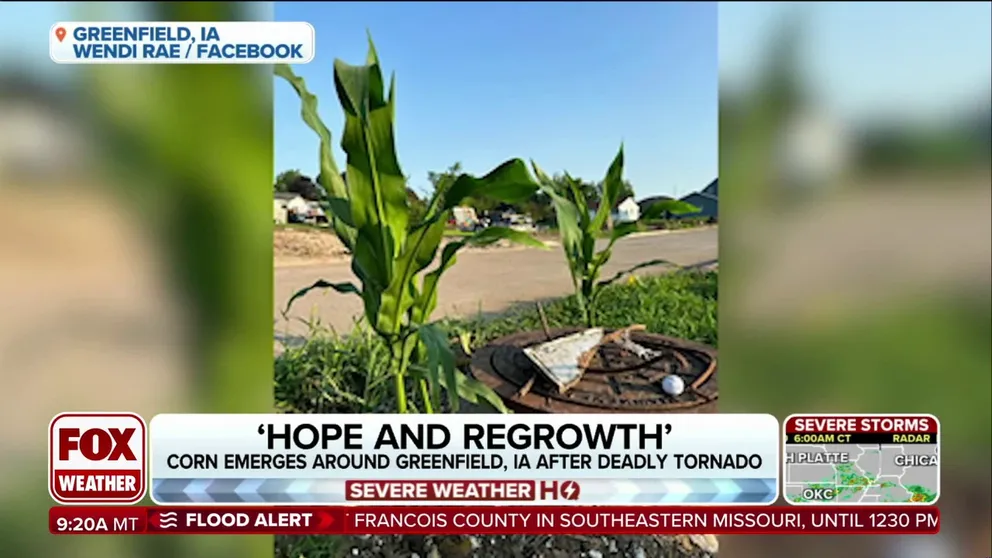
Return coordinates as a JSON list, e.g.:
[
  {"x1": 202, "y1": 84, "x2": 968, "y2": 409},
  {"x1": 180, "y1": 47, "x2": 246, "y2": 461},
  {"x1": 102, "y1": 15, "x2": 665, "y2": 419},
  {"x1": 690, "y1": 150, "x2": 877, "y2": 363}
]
[{"x1": 49, "y1": 412, "x2": 147, "y2": 504}]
